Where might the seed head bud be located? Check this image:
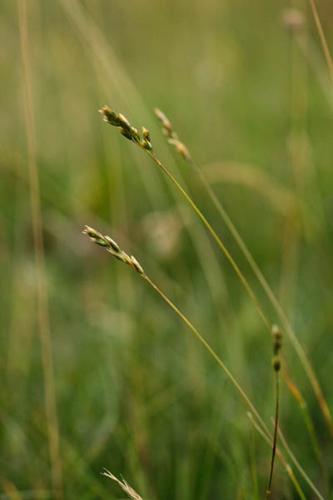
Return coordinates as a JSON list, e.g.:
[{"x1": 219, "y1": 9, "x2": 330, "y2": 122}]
[
  {"x1": 118, "y1": 113, "x2": 131, "y2": 128},
  {"x1": 142, "y1": 127, "x2": 151, "y2": 141},
  {"x1": 99, "y1": 106, "x2": 119, "y2": 126},
  {"x1": 99, "y1": 105, "x2": 153, "y2": 151},
  {"x1": 130, "y1": 255, "x2": 144, "y2": 275},
  {"x1": 272, "y1": 325, "x2": 282, "y2": 355},
  {"x1": 272, "y1": 356, "x2": 281, "y2": 372},
  {"x1": 82, "y1": 225, "x2": 98, "y2": 238},
  {"x1": 142, "y1": 139, "x2": 153, "y2": 151},
  {"x1": 83, "y1": 225, "x2": 145, "y2": 278},
  {"x1": 176, "y1": 142, "x2": 191, "y2": 161},
  {"x1": 82, "y1": 225, "x2": 107, "y2": 246},
  {"x1": 154, "y1": 107, "x2": 191, "y2": 161},
  {"x1": 120, "y1": 128, "x2": 134, "y2": 141},
  {"x1": 154, "y1": 108, "x2": 172, "y2": 134},
  {"x1": 104, "y1": 235, "x2": 120, "y2": 252}
]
